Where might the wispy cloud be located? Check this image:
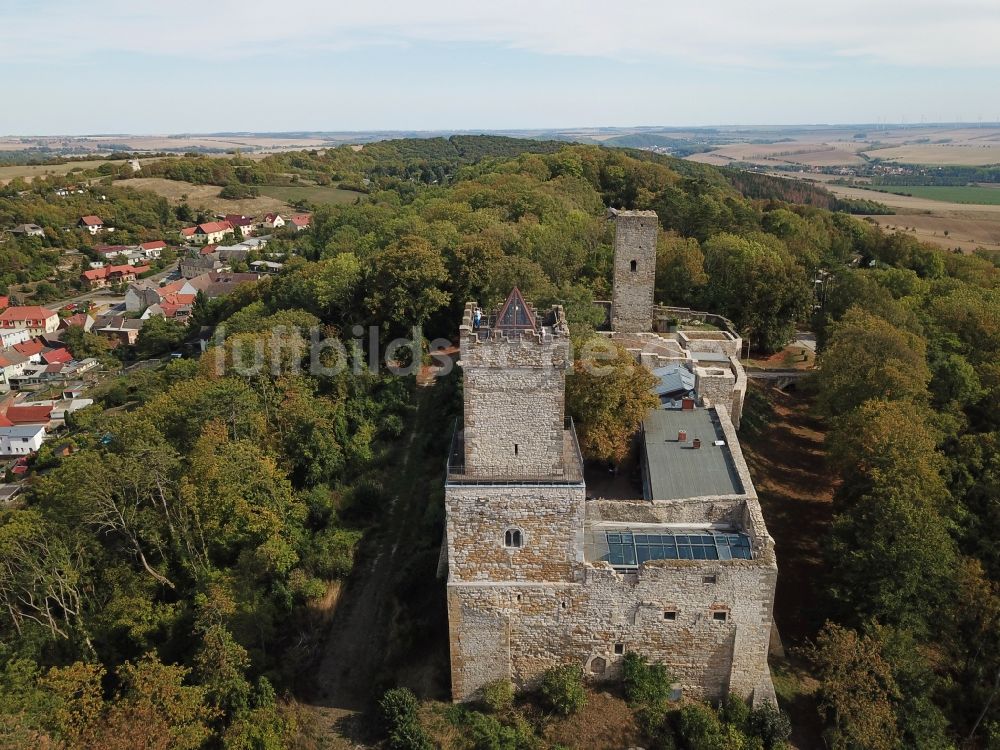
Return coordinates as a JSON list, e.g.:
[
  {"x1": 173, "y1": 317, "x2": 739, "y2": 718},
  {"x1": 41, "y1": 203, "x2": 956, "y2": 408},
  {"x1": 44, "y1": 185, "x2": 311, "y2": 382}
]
[{"x1": 3, "y1": 0, "x2": 999, "y2": 68}]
